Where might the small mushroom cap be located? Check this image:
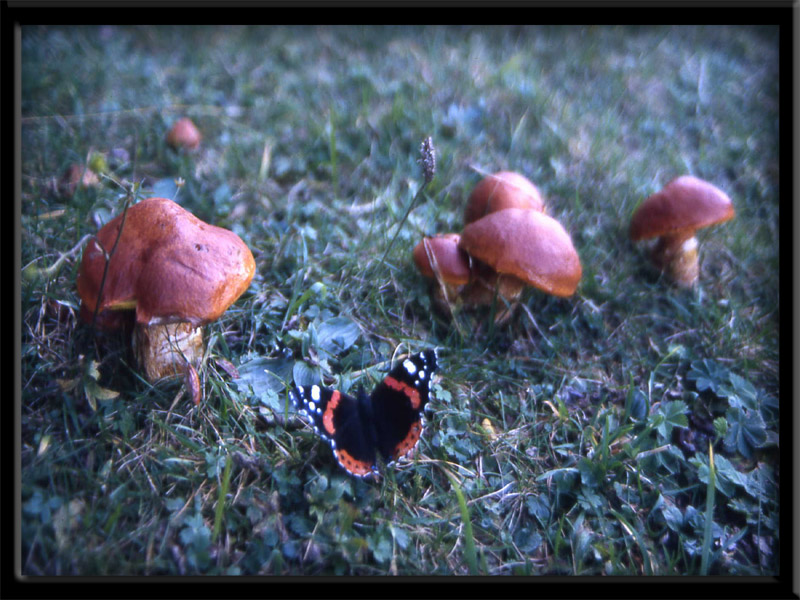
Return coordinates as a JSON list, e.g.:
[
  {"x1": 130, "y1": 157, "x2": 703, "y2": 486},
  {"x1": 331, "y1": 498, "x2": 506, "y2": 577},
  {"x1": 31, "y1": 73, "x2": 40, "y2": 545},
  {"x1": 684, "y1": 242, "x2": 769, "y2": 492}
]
[
  {"x1": 464, "y1": 171, "x2": 545, "y2": 225},
  {"x1": 630, "y1": 175, "x2": 735, "y2": 241},
  {"x1": 77, "y1": 197, "x2": 255, "y2": 328},
  {"x1": 58, "y1": 163, "x2": 100, "y2": 197},
  {"x1": 459, "y1": 208, "x2": 582, "y2": 297},
  {"x1": 166, "y1": 118, "x2": 202, "y2": 151},
  {"x1": 413, "y1": 233, "x2": 471, "y2": 285}
]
